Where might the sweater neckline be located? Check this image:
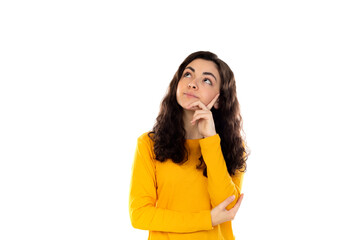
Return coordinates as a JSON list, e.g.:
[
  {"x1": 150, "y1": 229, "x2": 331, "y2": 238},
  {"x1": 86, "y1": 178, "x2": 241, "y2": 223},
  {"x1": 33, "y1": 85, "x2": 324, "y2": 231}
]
[
  {"x1": 185, "y1": 138, "x2": 201, "y2": 143},
  {"x1": 185, "y1": 138, "x2": 201, "y2": 152}
]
